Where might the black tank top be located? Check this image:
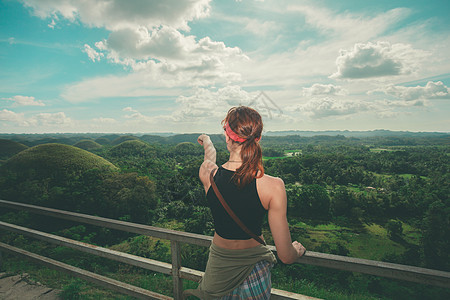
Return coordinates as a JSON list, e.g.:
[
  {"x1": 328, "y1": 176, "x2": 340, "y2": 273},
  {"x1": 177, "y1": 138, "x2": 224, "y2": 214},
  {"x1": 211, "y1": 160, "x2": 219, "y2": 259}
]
[{"x1": 207, "y1": 166, "x2": 267, "y2": 240}]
